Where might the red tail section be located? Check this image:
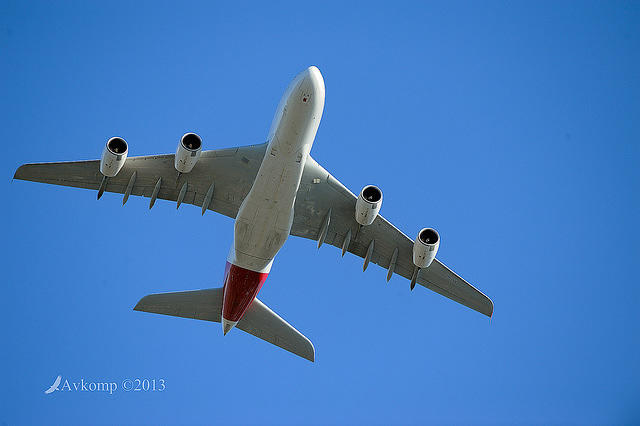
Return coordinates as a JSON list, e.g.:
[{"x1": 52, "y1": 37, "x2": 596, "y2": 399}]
[{"x1": 222, "y1": 262, "x2": 269, "y2": 323}]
